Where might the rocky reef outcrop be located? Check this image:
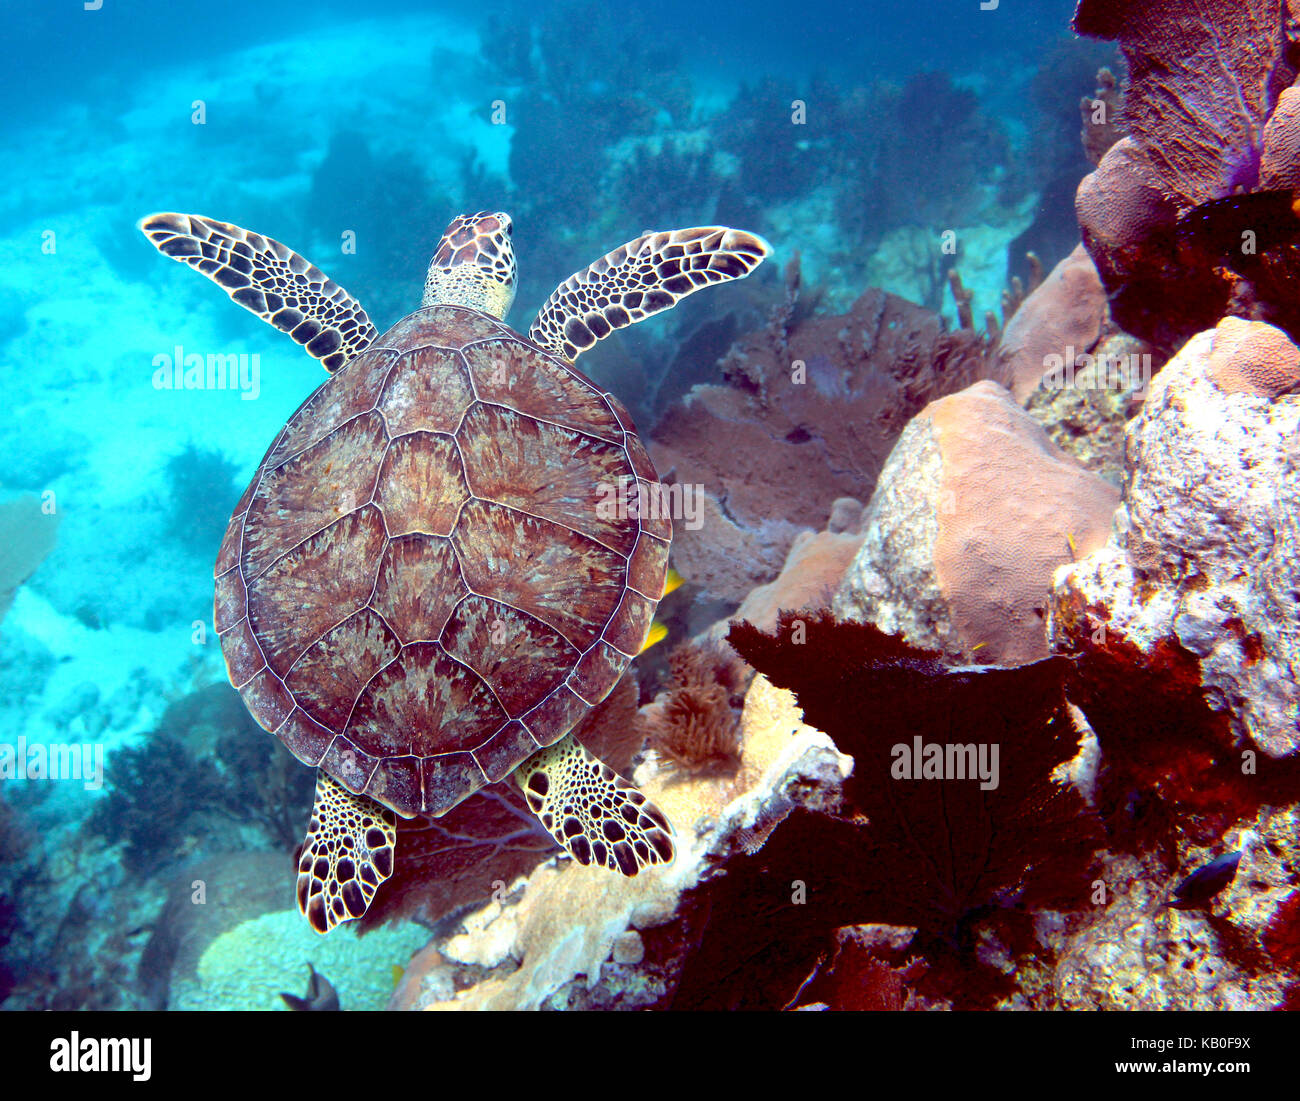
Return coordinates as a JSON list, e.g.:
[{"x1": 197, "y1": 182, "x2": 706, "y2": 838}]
[
  {"x1": 650, "y1": 285, "x2": 987, "y2": 603},
  {"x1": 1051, "y1": 316, "x2": 1300, "y2": 760},
  {"x1": 833, "y1": 380, "x2": 1118, "y2": 664},
  {"x1": 390, "y1": 673, "x2": 850, "y2": 1010}
]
